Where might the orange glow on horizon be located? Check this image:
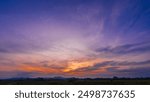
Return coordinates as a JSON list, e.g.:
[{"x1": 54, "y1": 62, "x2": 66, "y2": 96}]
[
  {"x1": 64, "y1": 58, "x2": 103, "y2": 72},
  {"x1": 20, "y1": 65, "x2": 61, "y2": 74}
]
